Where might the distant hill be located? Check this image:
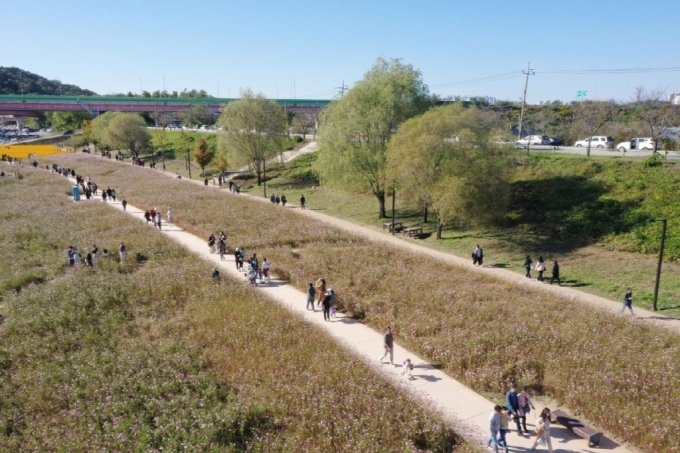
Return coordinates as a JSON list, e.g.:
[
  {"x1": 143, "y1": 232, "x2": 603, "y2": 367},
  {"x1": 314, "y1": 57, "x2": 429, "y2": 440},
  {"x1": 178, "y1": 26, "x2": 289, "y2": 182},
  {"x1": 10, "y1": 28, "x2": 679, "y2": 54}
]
[{"x1": 0, "y1": 67, "x2": 97, "y2": 96}]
